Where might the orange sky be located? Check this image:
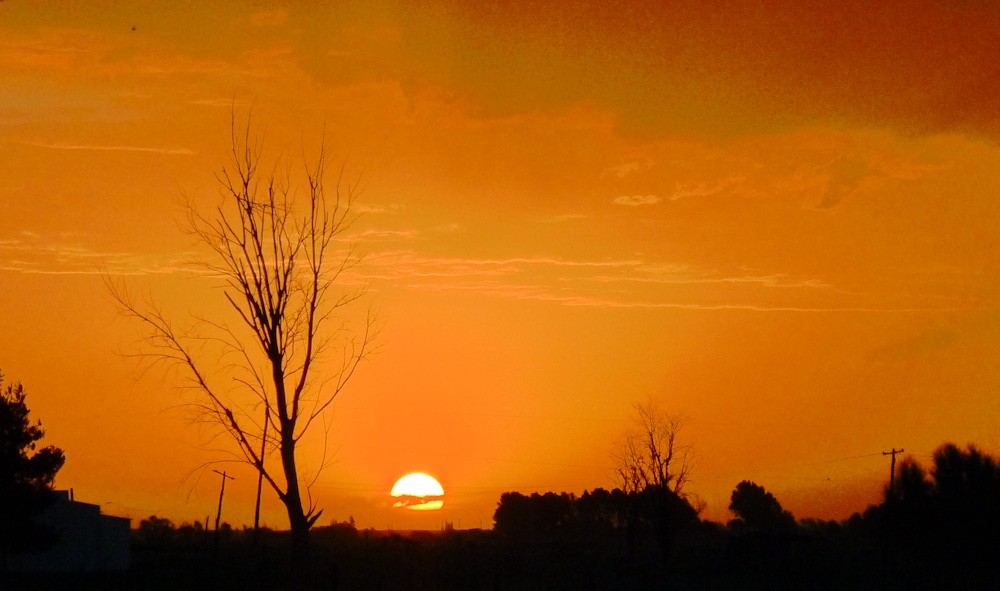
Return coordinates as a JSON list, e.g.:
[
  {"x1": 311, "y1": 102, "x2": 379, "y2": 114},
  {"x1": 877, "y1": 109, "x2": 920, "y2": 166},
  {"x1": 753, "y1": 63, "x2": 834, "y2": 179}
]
[{"x1": 2, "y1": 1, "x2": 999, "y2": 530}]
